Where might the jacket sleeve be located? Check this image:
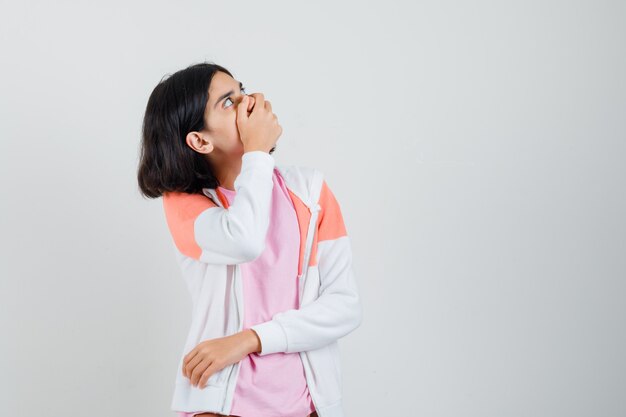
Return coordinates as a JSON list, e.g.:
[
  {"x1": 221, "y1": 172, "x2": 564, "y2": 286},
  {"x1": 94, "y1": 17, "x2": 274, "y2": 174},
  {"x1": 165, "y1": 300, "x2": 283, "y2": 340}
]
[
  {"x1": 162, "y1": 150, "x2": 275, "y2": 265},
  {"x1": 250, "y1": 179, "x2": 363, "y2": 354}
]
